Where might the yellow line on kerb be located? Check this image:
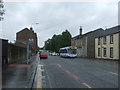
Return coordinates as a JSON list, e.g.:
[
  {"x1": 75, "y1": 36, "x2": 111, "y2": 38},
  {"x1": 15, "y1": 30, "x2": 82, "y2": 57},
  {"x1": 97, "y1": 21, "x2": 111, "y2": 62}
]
[
  {"x1": 36, "y1": 72, "x2": 42, "y2": 90},
  {"x1": 83, "y1": 83, "x2": 92, "y2": 88}
]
